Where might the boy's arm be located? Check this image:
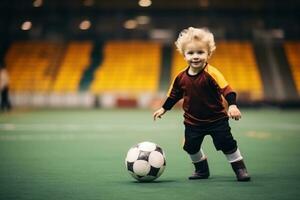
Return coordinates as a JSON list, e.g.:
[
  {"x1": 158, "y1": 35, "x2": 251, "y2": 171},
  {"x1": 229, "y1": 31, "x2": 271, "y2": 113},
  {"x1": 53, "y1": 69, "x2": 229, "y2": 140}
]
[
  {"x1": 224, "y1": 92, "x2": 237, "y2": 106},
  {"x1": 224, "y1": 90, "x2": 241, "y2": 120},
  {"x1": 153, "y1": 76, "x2": 183, "y2": 121},
  {"x1": 208, "y1": 66, "x2": 241, "y2": 120},
  {"x1": 225, "y1": 92, "x2": 241, "y2": 120},
  {"x1": 163, "y1": 76, "x2": 183, "y2": 110},
  {"x1": 153, "y1": 107, "x2": 166, "y2": 121},
  {"x1": 162, "y1": 97, "x2": 179, "y2": 110},
  {"x1": 153, "y1": 97, "x2": 181, "y2": 121}
]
